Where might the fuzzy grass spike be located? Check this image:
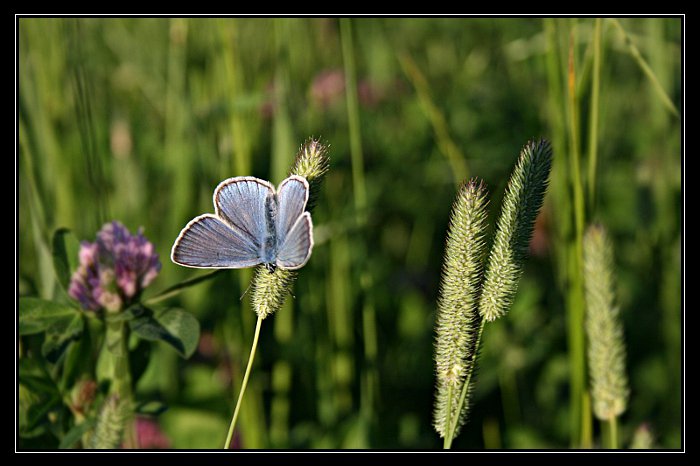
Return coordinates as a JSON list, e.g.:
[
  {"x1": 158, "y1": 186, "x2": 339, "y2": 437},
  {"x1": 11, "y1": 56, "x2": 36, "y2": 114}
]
[
  {"x1": 434, "y1": 179, "x2": 489, "y2": 440},
  {"x1": 479, "y1": 139, "x2": 553, "y2": 321}
]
